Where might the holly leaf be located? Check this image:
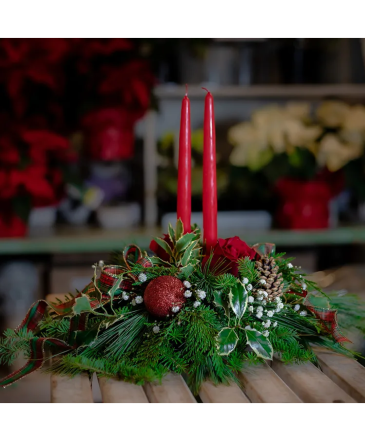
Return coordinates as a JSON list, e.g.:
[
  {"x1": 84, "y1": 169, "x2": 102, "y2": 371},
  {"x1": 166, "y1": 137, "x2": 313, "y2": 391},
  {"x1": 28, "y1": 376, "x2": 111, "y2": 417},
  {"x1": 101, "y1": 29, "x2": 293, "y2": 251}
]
[
  {"x1": 213, "y1": 290, "x2": 230, "y2": 318},
  {"x1": 245, "y1": 329, "x2": 273, "y2": 360},
  {"x1": 216, "y1": 327, "x2": 238, "y2": 356},
  {"x1": 168, "y1": 223, "x2": 176, "y2": 244},
  {"x1": 153, "y1": 237, "x2": 173, "y2": 257},
  {"x1": 175, "y1": 219, "x2": 184, "y2": 240},
  {"x1": 180, "y1": 240, "x2": 198, "y2": 266},
  {"x1": 175, "y1": 233, "x2": 196, "y2": 254},
  {"x1": 179, "y1": 261, "x2": 196, "y2": 279},
  {"x1": 150, "y1": 256, "x2": 171, "y2": 266},
  {"x1": 72, "y1": 295, "x2": 94, "y2": 315},
  {"x1": 229, "y1": 281, "x2": 248, "y2": 319}
]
